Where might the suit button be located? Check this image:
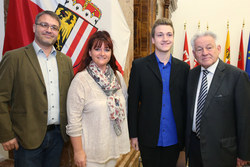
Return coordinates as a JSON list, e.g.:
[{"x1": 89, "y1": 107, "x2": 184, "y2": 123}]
[
  {"x1": 43, "y1": 91, "x2": 47, "y2": 95},
  {"x1": 44, "y1": 111, "x2": 48, "y2": 114}
]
